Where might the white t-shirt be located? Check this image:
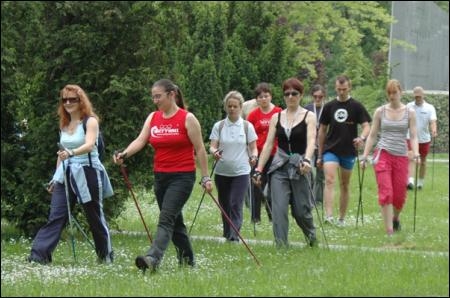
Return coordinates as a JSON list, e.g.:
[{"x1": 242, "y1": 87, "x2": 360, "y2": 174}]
[
  {"x1": 406, "y1": 100, "x2": 437, "y2": 143},
  {"x1": 209, "y1": 117, "x2": 258, "y2": 176}
]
